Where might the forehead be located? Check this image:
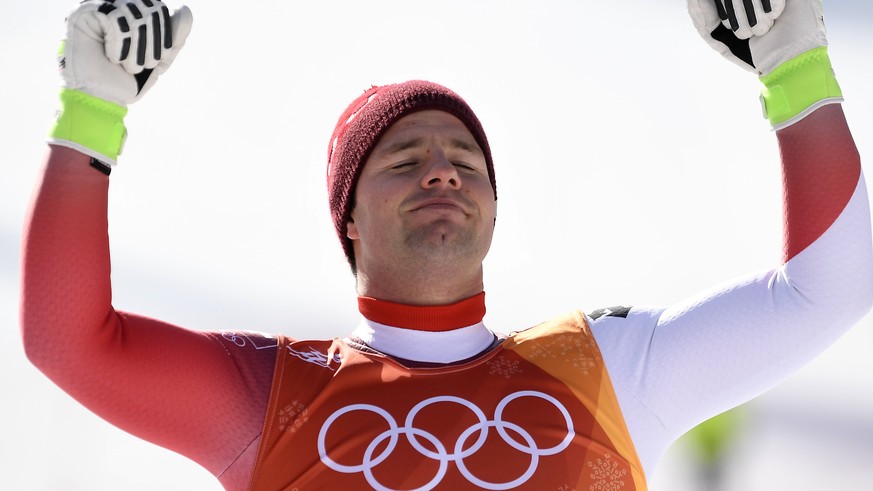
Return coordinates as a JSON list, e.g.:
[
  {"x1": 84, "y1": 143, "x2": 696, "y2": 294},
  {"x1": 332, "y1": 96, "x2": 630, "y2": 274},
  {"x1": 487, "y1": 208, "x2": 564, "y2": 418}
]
[{"x1": 374, "y1": 110, "x2": 477, "y2": 149}]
